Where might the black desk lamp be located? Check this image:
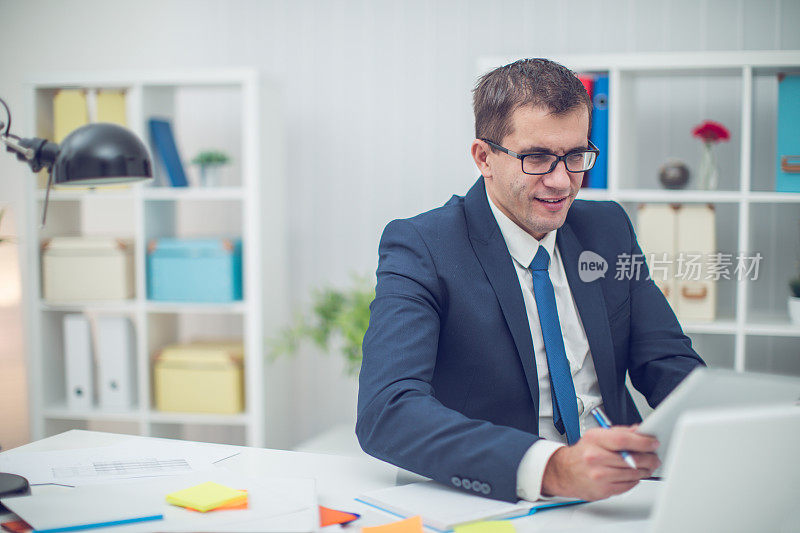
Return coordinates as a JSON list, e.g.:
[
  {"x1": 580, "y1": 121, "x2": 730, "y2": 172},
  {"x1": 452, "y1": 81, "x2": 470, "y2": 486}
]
[
  {"x1": 0, "y1": 96, "x2": 153, "y2": 225},
  {"x1": 0, "y1": 96, "x2": 153, "y2": 508}
]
